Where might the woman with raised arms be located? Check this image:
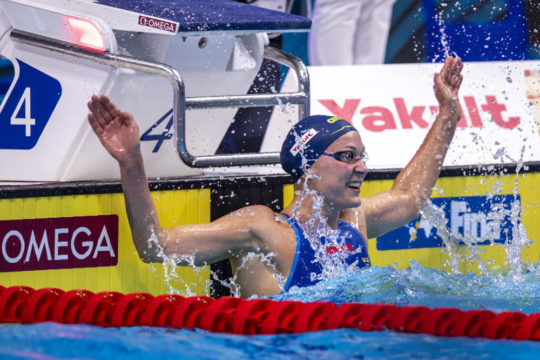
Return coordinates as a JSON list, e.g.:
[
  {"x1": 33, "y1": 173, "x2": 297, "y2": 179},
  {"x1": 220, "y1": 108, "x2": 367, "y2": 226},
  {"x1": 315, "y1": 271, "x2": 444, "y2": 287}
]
[{"x1": 87, "y1": 56, "x2": 463, "y2": 297}]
